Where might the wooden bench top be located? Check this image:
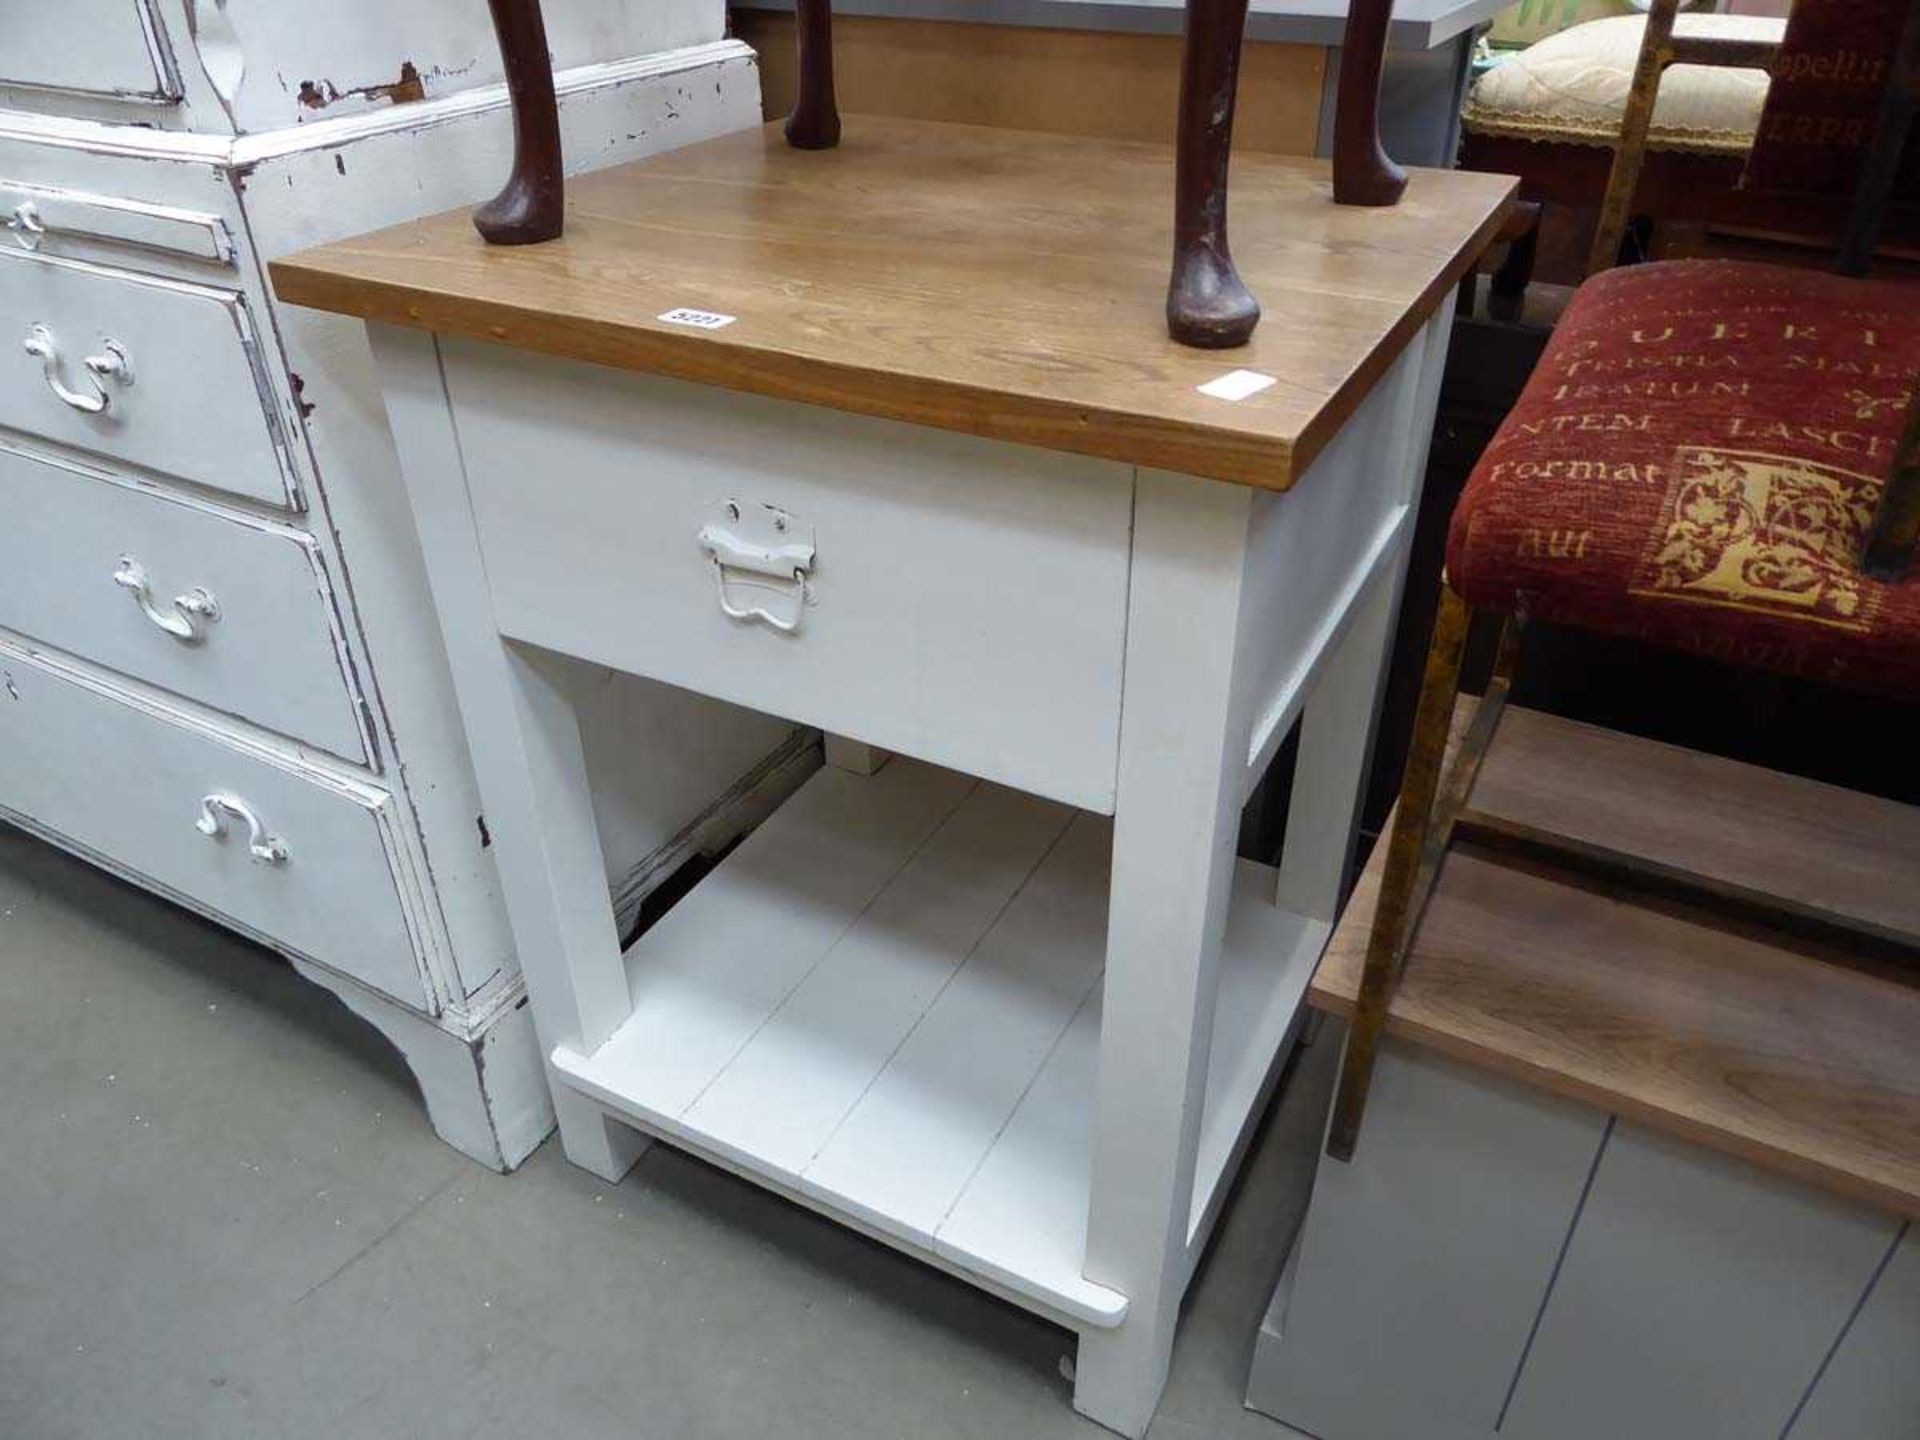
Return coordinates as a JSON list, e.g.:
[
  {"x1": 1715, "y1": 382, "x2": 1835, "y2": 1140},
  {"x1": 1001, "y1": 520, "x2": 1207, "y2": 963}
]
[
  {"x1": 1313, "y1": 706, "x2": 1920, "y2": 1217},
  {"x1": 269, "y1": 117, "x2": 1514, "y2": 490}
]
